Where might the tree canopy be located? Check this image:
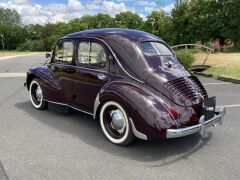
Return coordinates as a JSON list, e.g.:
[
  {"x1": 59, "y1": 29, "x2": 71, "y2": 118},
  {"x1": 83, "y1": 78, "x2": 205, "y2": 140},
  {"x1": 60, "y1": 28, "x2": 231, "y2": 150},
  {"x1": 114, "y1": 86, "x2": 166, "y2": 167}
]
[{"x1": 0, "y1": 0, "x2": 240, "y2": 51}]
